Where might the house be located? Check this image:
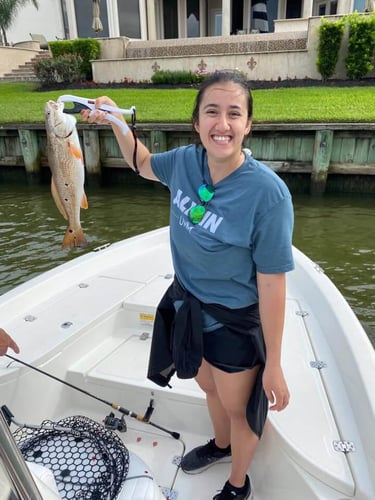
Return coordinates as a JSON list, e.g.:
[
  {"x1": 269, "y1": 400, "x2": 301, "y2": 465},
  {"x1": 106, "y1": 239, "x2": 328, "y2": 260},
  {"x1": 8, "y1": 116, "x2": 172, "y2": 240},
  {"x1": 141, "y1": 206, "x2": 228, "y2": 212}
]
[
  {"x1": 7, "y1": 0, "x2": 371, "y2": 44},
  {"x1": 4, "y1": 0, "x2": 373, "y2": 83}
]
